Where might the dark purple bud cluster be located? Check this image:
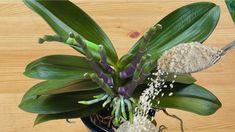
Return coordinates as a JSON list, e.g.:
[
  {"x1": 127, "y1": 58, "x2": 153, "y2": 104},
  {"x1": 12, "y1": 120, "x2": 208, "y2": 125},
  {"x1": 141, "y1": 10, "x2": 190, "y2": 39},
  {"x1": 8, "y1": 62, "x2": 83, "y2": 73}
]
[
  {"x1": 118, "y1": 67, "x2": 150, "y2": 98},
  {"x1": 69, "y1": 33, "x2": 114, "y2": 86},
  {"x1": 119, "y1": 43, "x2": 147, "y2": 79},
  {"x1": 66, "y1": 25, "x2": 161, "y2": 99},
  {"x1": 119, "y1": 24, "x2": 162, "y2": 79},
  {"x1": 118, "y1": 25, "x2": 162, "y2": 98},
  {"x1": 99, "y1": 45, "x2": 114, "y2": 73},
  {"x1": 85, "y1": 73, "x2": 115, "y2": 97}
]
